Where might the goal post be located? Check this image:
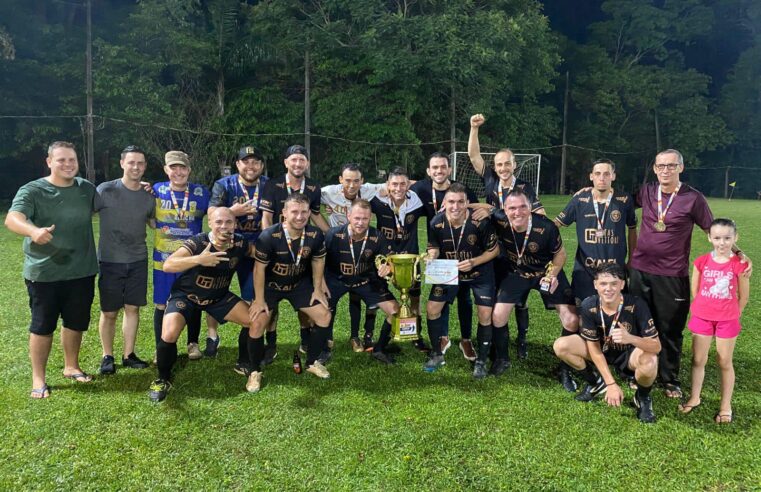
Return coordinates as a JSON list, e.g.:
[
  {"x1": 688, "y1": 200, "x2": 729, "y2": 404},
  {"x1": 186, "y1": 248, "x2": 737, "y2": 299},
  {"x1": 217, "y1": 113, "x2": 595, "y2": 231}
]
[{"x1": 450, "y1": 152, "x2": 542, "y2": 199}]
